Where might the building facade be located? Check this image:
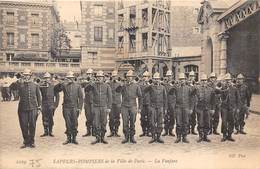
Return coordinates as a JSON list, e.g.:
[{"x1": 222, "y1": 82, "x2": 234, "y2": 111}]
[
  {"x1": 171, "y1": 0, "x2": 202, "y2": 80},
  {"x1": 198, "y1": 0, "x2": 260, "y2": 92},
  {"x1": 0, "y1": 0, "x2": 59, "y2": 62},
  {"x1": 80, "y1": 0, "x2": 116, "y2": 72},
  {"x1": 115, "y1": 0, "x2": 171, "y2": 77}
]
